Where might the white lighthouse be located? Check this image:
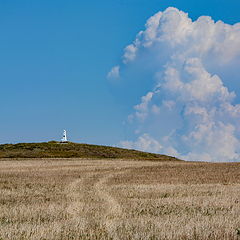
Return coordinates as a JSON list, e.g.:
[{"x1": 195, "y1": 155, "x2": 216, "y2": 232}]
[{"x1": 61, "y1": 130, "x2": 68, "y2": 143}]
